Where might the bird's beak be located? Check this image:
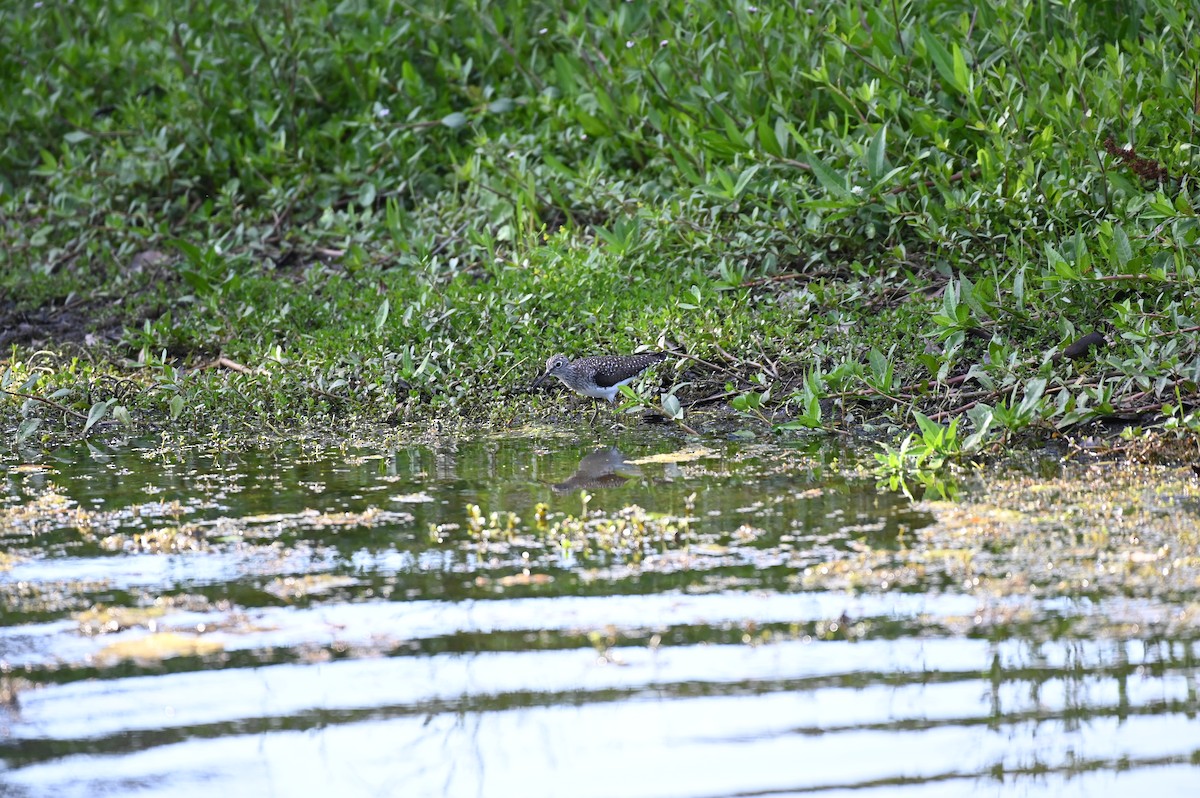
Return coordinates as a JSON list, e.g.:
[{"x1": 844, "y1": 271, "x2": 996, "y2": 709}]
[{"x1": 531, "y1": 371, "x2": 551, "y2": 389}]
